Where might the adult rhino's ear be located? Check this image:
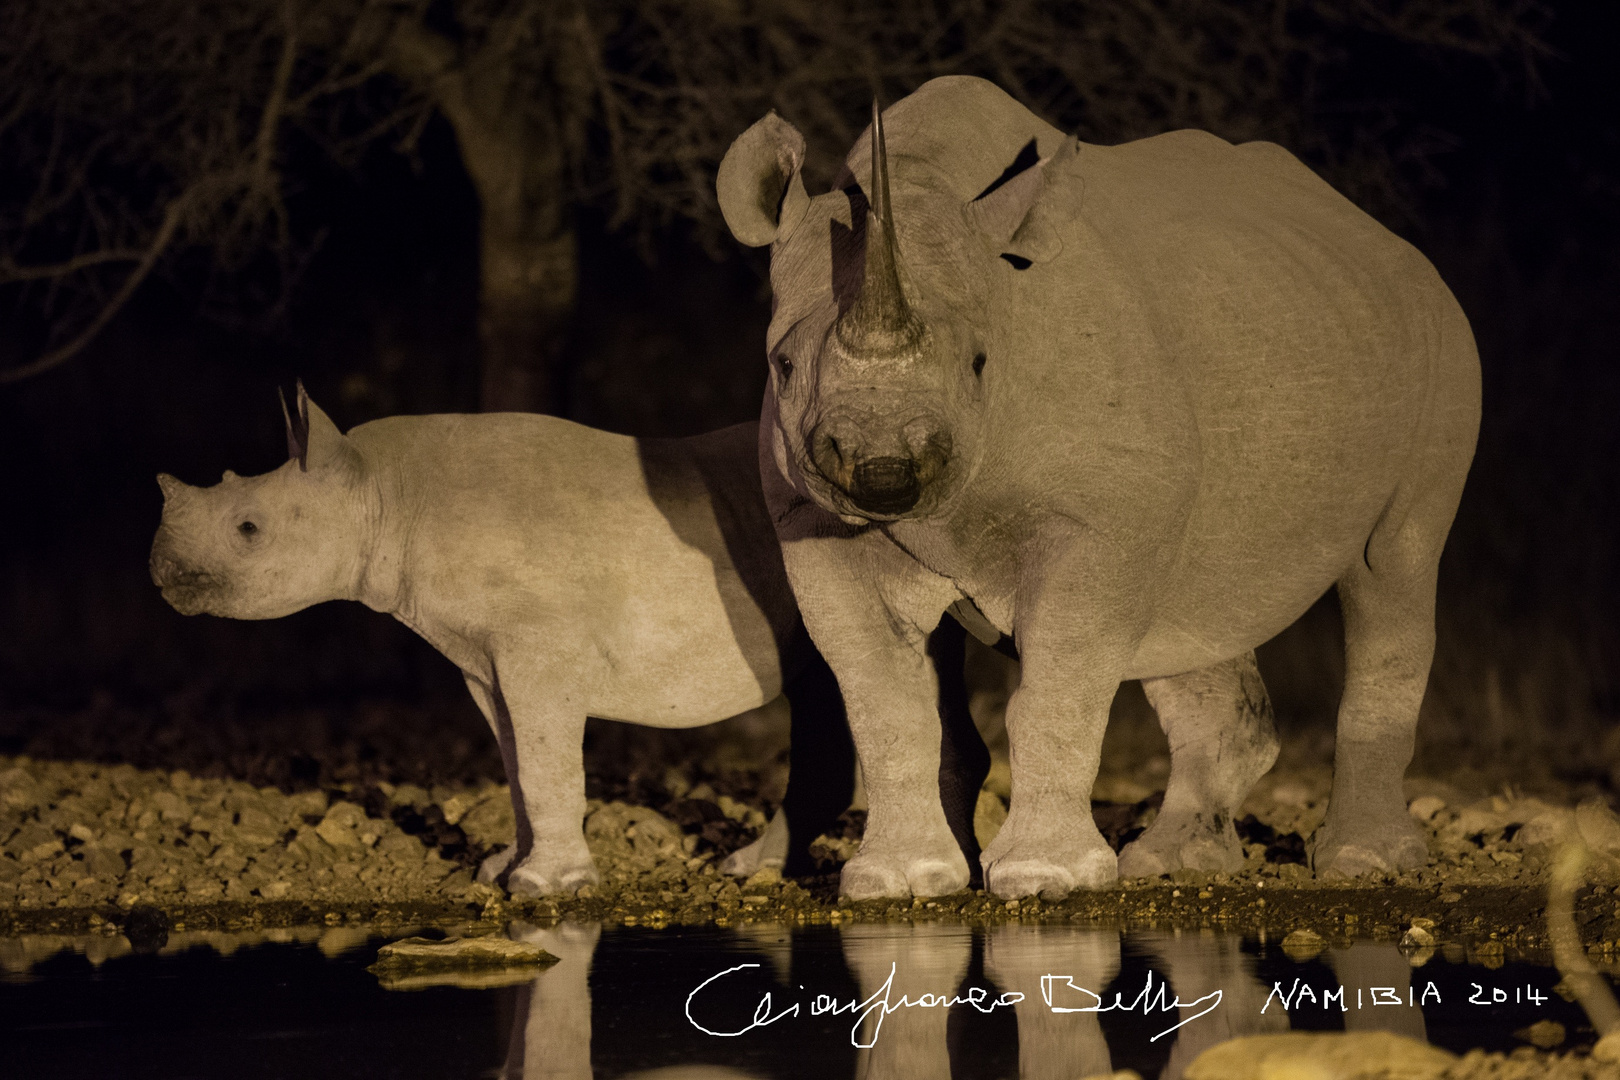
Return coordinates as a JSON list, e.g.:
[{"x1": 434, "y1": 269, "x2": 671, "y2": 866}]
[
  {"x1": 966, "y1": 136, "x2": 1081, "y2": 267},
  {"x1": 717, "y1": 112, "x2": 811, "y2": 247},
  {"x1": 286, "y1": 380, "x2": 363, "y2": 478}
]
